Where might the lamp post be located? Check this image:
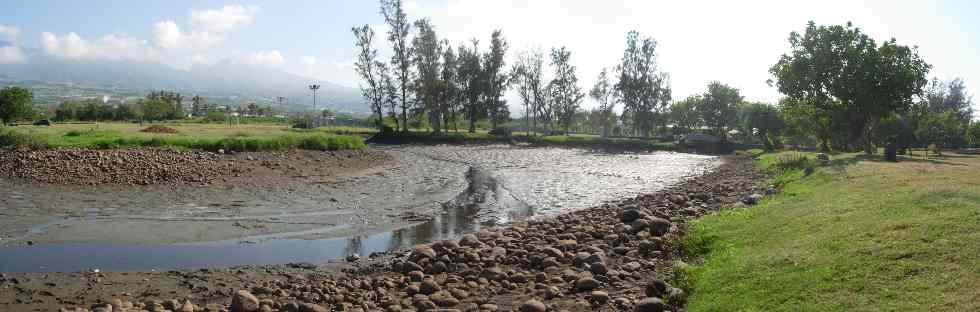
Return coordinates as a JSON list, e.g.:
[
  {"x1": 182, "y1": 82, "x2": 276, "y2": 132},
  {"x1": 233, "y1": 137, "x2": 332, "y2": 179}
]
[{"x1": 308, "y1": 84, "x2": 321, "y2": 113}]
